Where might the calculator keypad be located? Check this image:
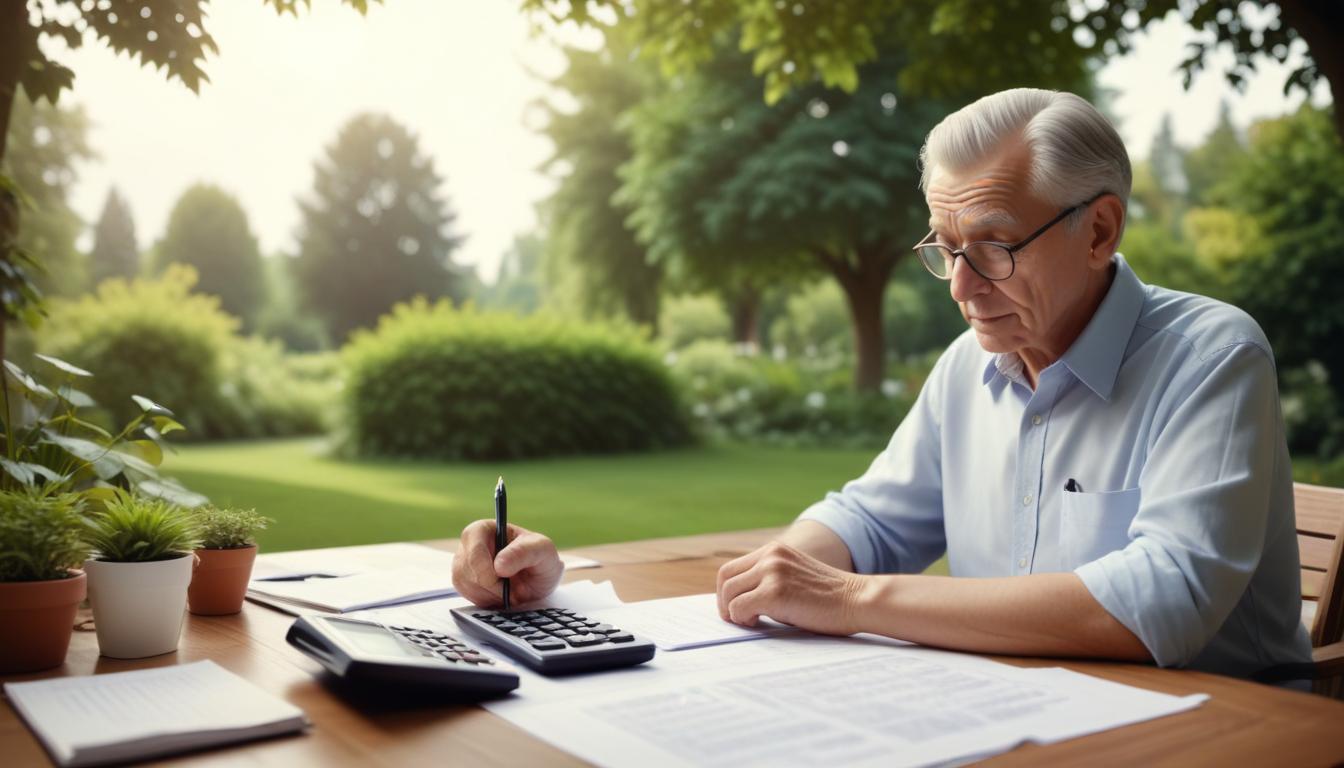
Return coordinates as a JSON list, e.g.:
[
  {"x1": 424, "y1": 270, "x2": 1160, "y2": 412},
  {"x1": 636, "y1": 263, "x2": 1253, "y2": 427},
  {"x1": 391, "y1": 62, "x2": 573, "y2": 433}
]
[
  {"x1": 469, "y1": 608, "x2": 632, "y2": 651},
  {"x1": 386, "y1": 625, "x2": 495, "y2": 665}
]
